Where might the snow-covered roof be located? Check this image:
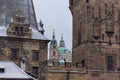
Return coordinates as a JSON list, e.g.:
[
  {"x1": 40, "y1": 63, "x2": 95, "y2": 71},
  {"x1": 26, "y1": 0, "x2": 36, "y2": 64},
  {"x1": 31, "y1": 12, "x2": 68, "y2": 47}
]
[
  {"x1": 30, "y1": 27, "x2": 48, "y2": 40},
  {"x1": 0, "y1": 26, "x2": 49, "y2": 41},
  {"x1": 0, "y1": 61, "x2": 36, "y2": 80}
]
